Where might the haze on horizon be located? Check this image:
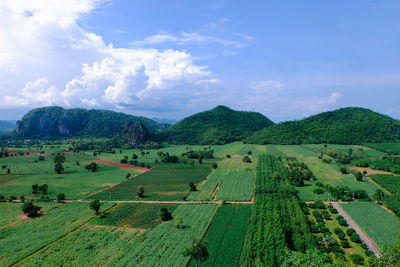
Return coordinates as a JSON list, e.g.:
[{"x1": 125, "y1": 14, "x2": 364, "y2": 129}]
[{"x1": 0, "y1": 0, "x2": 399, "y2": 122}]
